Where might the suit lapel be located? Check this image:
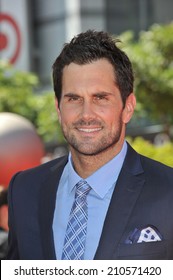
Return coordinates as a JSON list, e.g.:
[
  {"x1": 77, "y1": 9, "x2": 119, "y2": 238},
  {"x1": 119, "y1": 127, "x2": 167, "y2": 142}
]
[
  {"x1": 94, "y1": 144, "x2": 145, "y2": 259},
  {"x1": 38, "y1": 156, "x2": 68, "y2": 259}
]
